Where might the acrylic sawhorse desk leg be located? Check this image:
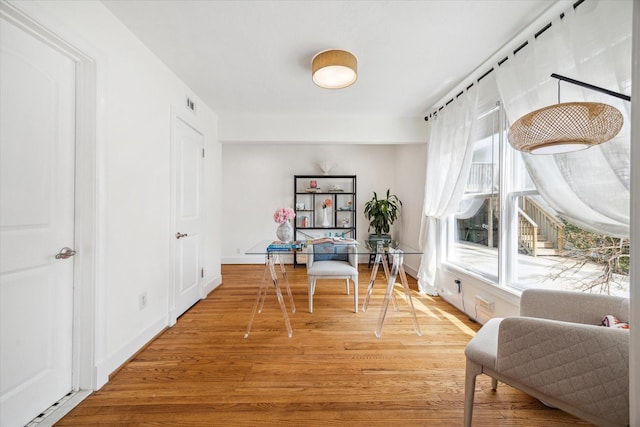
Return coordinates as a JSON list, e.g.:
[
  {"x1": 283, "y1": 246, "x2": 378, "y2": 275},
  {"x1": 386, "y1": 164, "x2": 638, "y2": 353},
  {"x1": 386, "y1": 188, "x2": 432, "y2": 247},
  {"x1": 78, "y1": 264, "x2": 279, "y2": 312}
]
[
  {"x1": 244, "y1": 253, "x2": 296, "y2": 338},
  {"x1": 362, "y1": 250, "x2": 399, "y2": 313},
  {"x1": 362, "y1": 249, "x2": 422, "y2": 338}
]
